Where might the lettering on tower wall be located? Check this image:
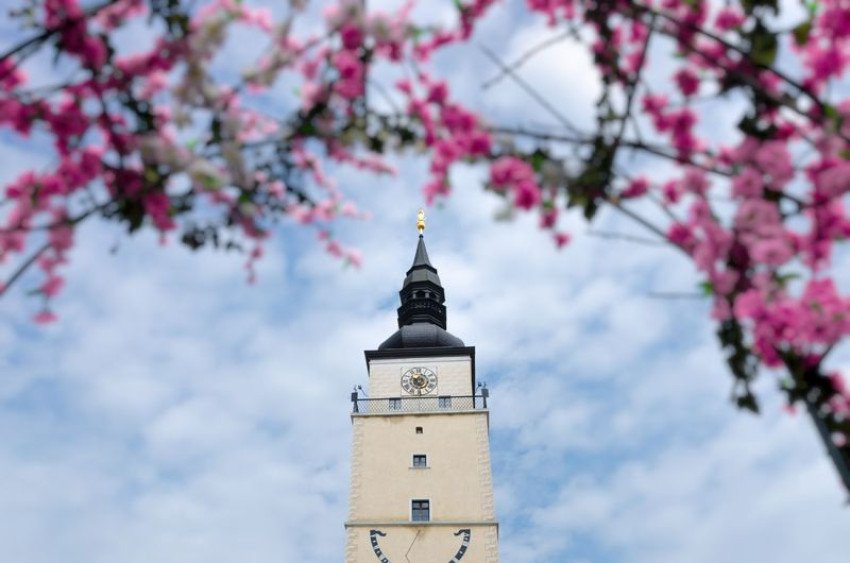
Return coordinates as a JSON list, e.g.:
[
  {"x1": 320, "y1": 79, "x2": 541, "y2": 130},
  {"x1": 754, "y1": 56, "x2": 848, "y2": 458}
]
[
  {"x1": 450, "y1": 529, "x2": 472, "y2": 562},
  {"x1": 369, "y1": 530, "x2": 390, "y2": 563}
]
